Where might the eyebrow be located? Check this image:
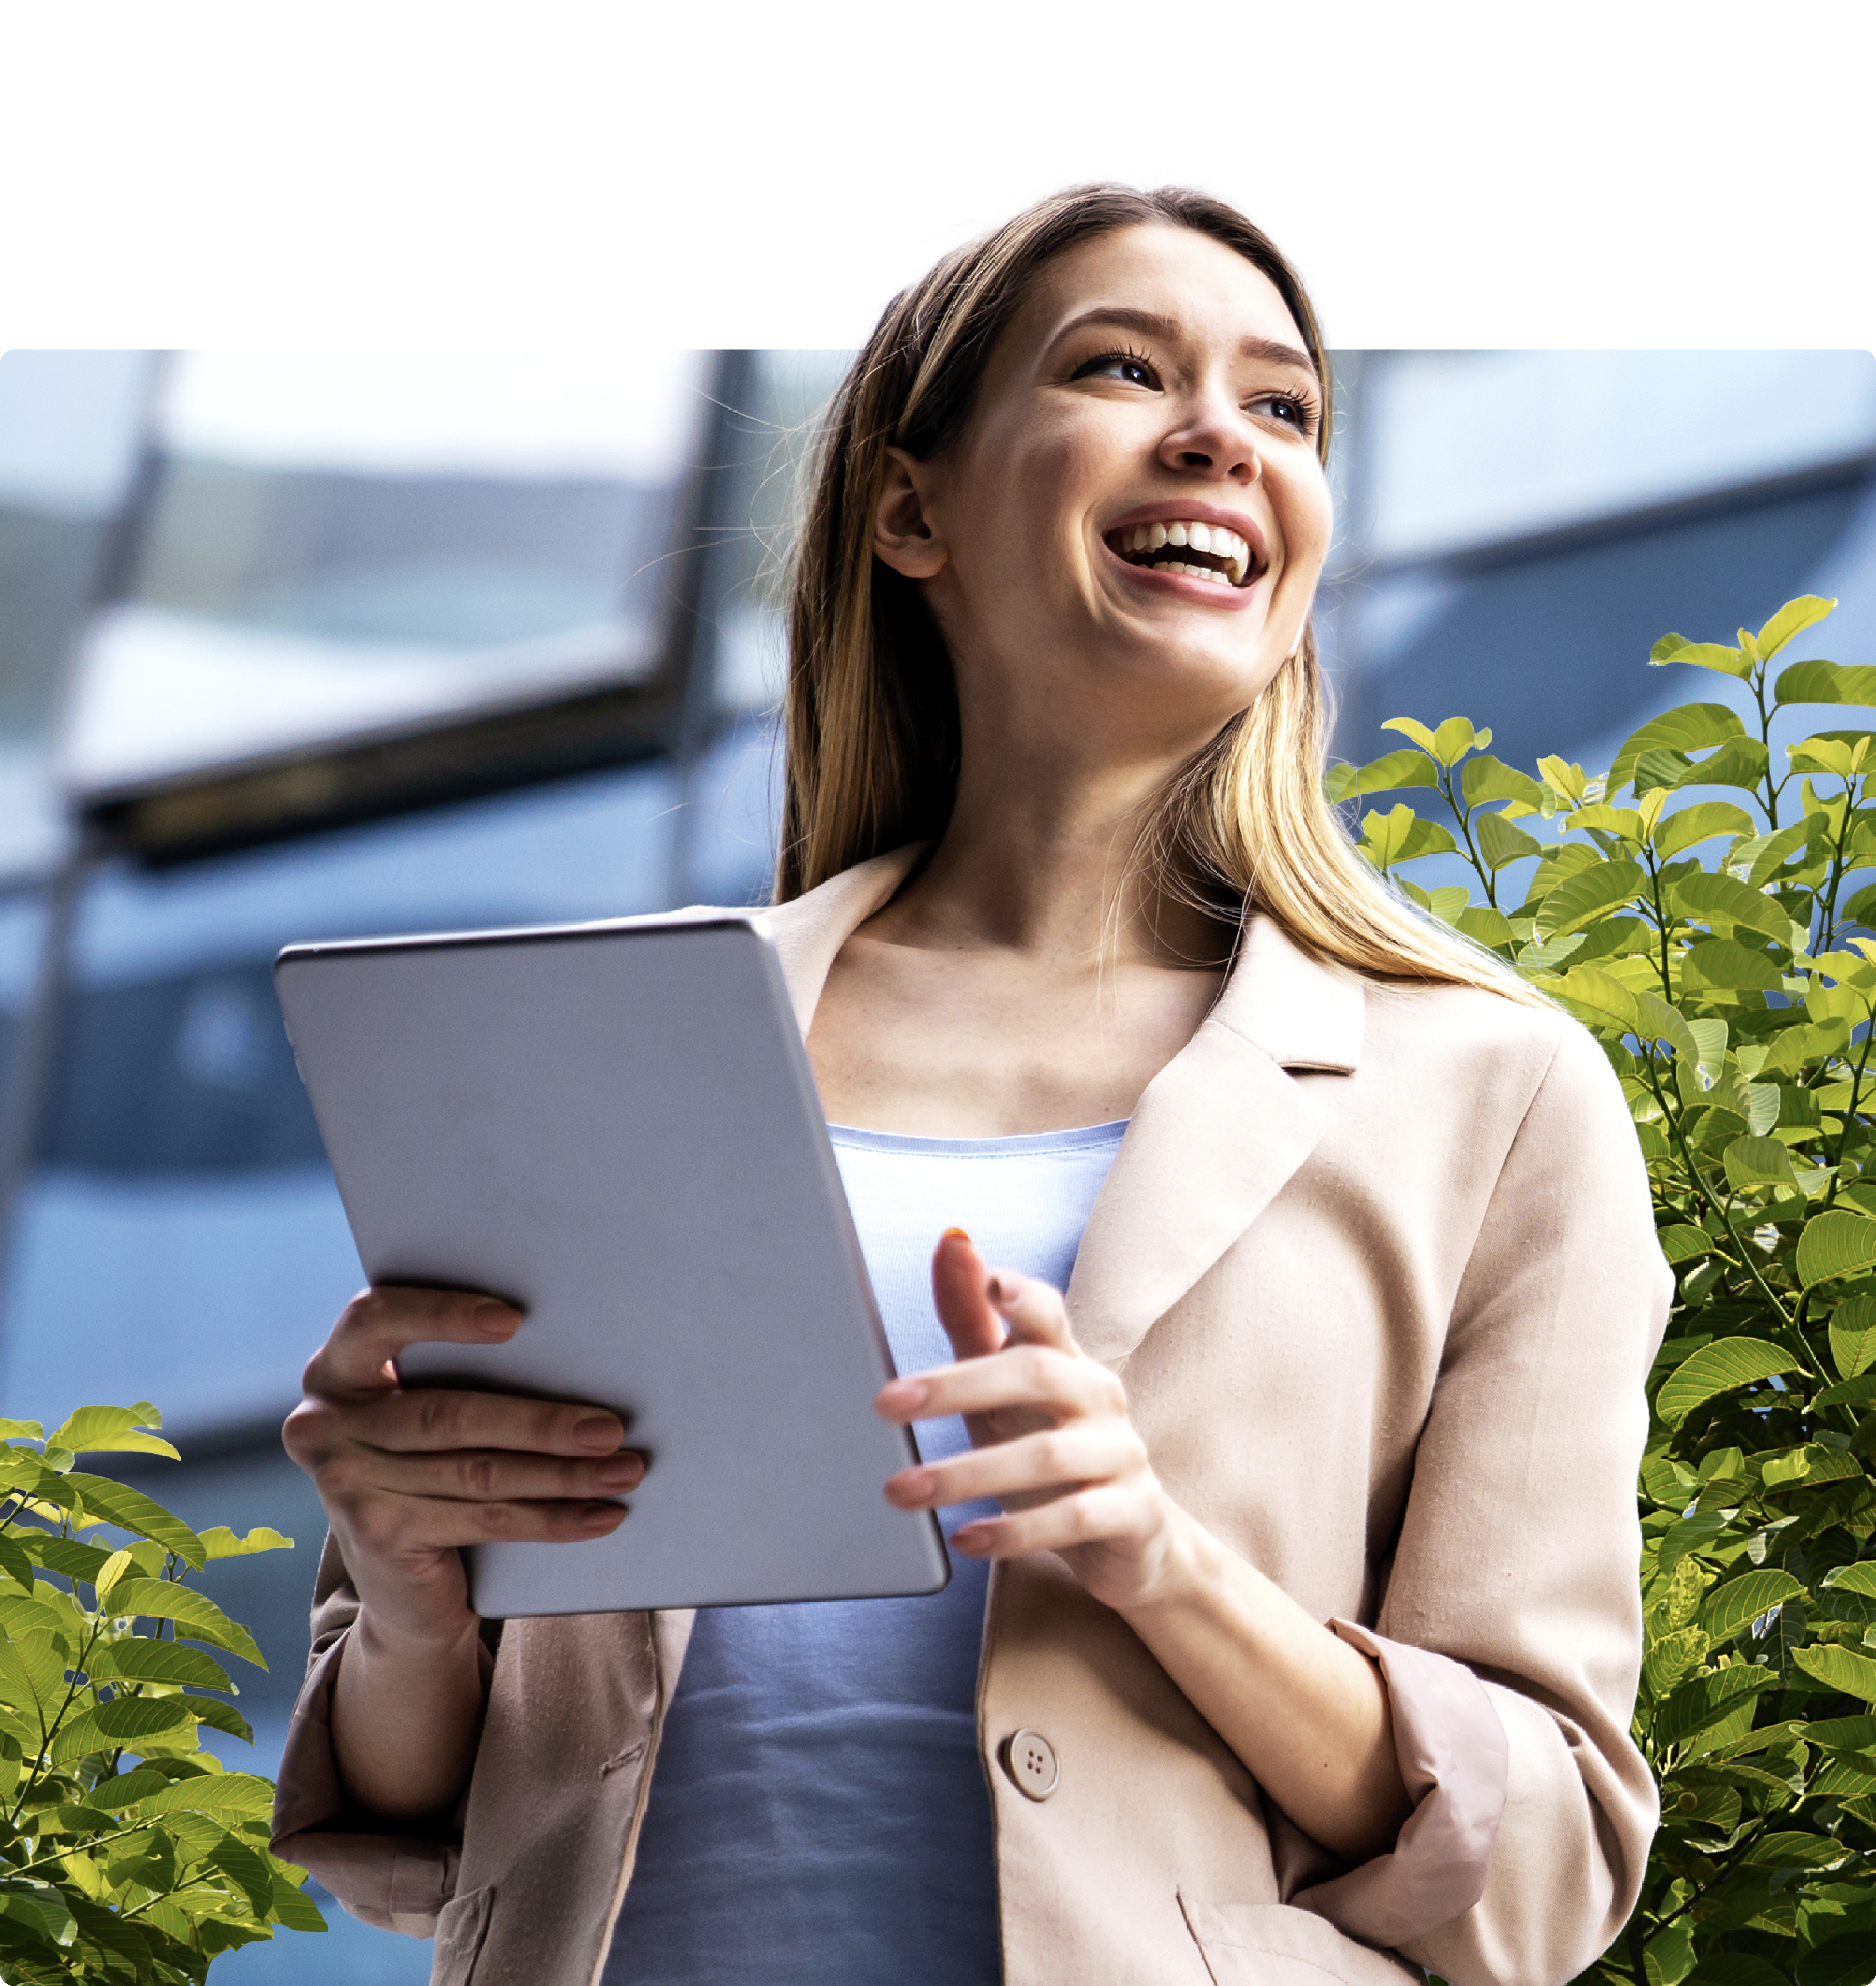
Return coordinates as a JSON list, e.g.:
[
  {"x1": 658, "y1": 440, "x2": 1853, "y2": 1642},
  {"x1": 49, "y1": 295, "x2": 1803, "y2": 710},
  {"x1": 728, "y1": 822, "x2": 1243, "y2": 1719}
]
[{"x1": 1051, "y1": 305, "x2": 1320, "y2": 382}]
